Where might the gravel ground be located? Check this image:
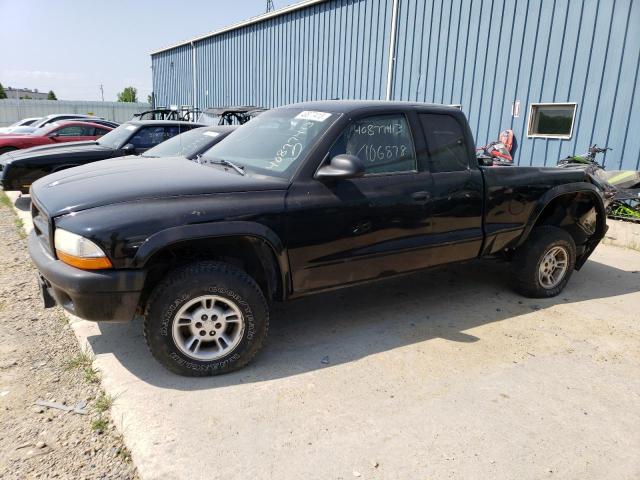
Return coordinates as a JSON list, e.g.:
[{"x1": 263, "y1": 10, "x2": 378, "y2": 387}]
[{"x1": 0, "y1": 196, "x2": 138, "y2": 479}]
